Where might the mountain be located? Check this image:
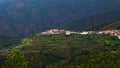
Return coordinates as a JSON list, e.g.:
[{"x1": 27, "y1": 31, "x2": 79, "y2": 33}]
[
  {"x1": 64, "y1": 9, "x2": 120, "y2": 31},
  {"x1": 0, "y1": 35, "x2": 20, "y2": 49},
  {"x1": 0, "y1": 0, "x2": 120, "y2": 36},
  {"x1": 87, "y1": 21, "x2": 120, "y2": 30},
  {"x1": 100, "y1": 21, "x2": 120, "y2": 30}
]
